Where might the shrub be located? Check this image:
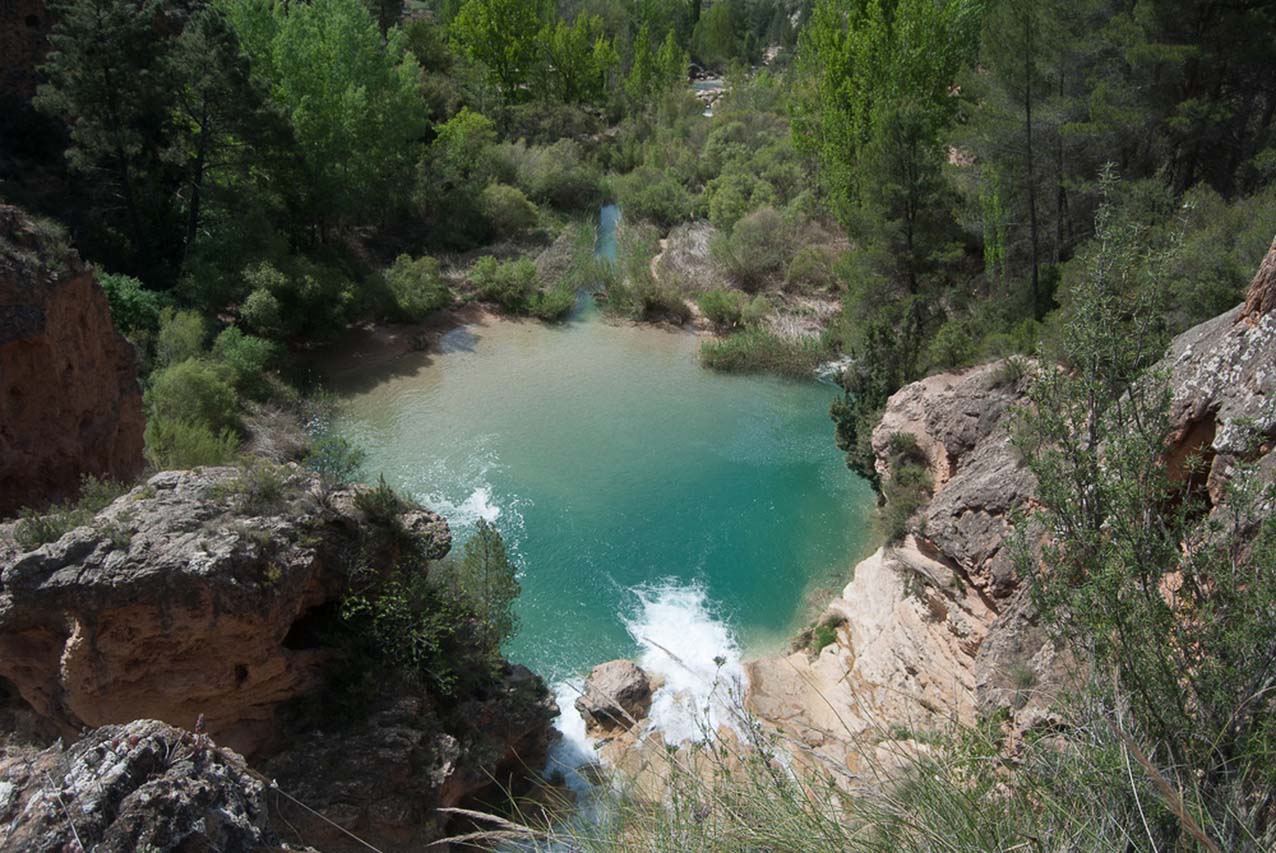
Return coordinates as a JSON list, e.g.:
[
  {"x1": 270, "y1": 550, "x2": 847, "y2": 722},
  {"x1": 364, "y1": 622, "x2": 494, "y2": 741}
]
[
  {"x1": 383, "y1": 254, "x2": 451, "y2": 322},
  {"x1": 614, "y1": 166, "x2": 693, "y2": 228},
  {"x1": 634, "y1": 278, "x2": 692, "y2": 323},
  {"x1": 304, "y1": 435, "x2": 367, "y2": 490},
  {"x1": 354, "y1": 474, "x2": 404, "y2": 528},
  {"x1": 213, "y1": 326, "x2": 279, "y2": 400},
  {"x1": 100, "y1": 272, "x2": 170, "y2": 335},
  {"x1": 471, "y1": 256, "x2": 537, "y2": 312},
  {"x1": 144, "y1": 416, "x2": 239, "y2": 469},
  {"x1": 881, "y1": 432, "x2": 932, "y2": 542},
  {"x1": 155, "y1": 308, "x2": 206, "y2": 367},
  {"x1": 700, "y1": 328, "x2": 830, "y2": 377},
  {"x1": 711, "y1": 207, "x2": 790, "y2": 291},
  {"x1": 145, "y1": 358, "x2": 239, "y2": 434},
  {"x1": 698, "y1": 287, "x2": 744, "y2": 330},
  {"x1": 706, "y1": 171, "x2": 776, "y2": 231},
  {"x1": 218, "y1": 461, "x2": 291, "y2": 515},
  {"x1": 480, "y1": 183, "x2": 540, "y2": 237},
  {"x1": 741, "y1": 294, "x2": 770, "y2": 327},
  {"x1": 497, "y1": 139, "x2": 603, "y2": 210},
  {"x1": 240, "y1": 287, "x2": 284, "y2": 337},
  {"x1": 528, "y1": 284, "x2": 577, "y2": 321},
  {"x1": 12, "y1": 475, "x2": 128, "y2": 551},
  {"x1": 785, "y1": 245, "x2": 839, "y2": 293}
]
